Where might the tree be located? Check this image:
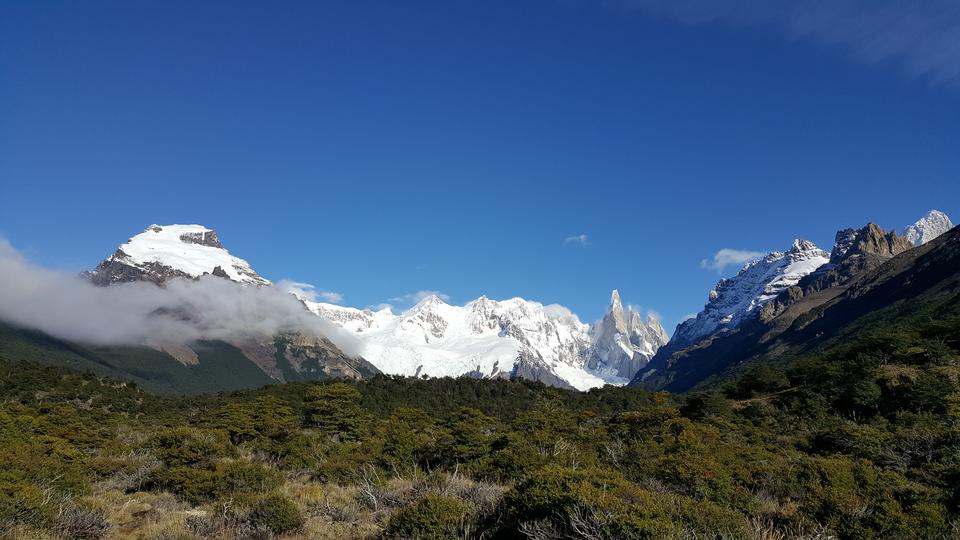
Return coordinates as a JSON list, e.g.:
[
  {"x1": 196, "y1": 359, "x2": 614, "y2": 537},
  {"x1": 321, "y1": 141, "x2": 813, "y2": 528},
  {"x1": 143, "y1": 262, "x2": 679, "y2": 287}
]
[{"x1": 304, "y1": 382, "x2": 365, "y2": 440}]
